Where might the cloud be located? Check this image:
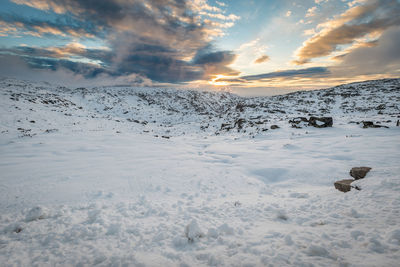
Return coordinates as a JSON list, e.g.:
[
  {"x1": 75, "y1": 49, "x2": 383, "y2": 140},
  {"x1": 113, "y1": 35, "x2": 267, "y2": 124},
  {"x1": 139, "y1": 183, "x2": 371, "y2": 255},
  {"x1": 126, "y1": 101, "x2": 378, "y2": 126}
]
[
  {"x1": 0, "y1": 54, "x2": 152, "y2": 86},
  {"x1": 306, "y1": 6, "x2": 317, "y2": 18},
  {"x1": 2, "y1": 43, "x2": 112, "y2": 66},
  {"x1": 330, "y1": 25, "x2": 400, "y2": 77},
  {"x1": 0, "y1": 20, "x2": 19, "y2": 36},
  {"x1": 241, "y1": 67, "x2": 329, "y2": 81},
  {"x1": 303, "y1": 28, "x2": 316, "y2": 36},
  {"x1": 0, "y1": 15, "x2": 98, "y2": 38},
  {"x1": 254, "y1": 55, "x2": 270, "y2": 64},
  {"x1": 230, "y1": 38, "x2": 269, "y2": 72},
  {"x1": 219, "y1": 25, "x2": 400, "y2": 86},
  {"x1": 5, "y1": 0, "x2": 241, "y2": 84},
  {"x1": 215, "y1": 67, "x2": 329, "y2": 83},
  {"x1": 293, "y1": 0, "x2": 400, "y2": 65}
]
